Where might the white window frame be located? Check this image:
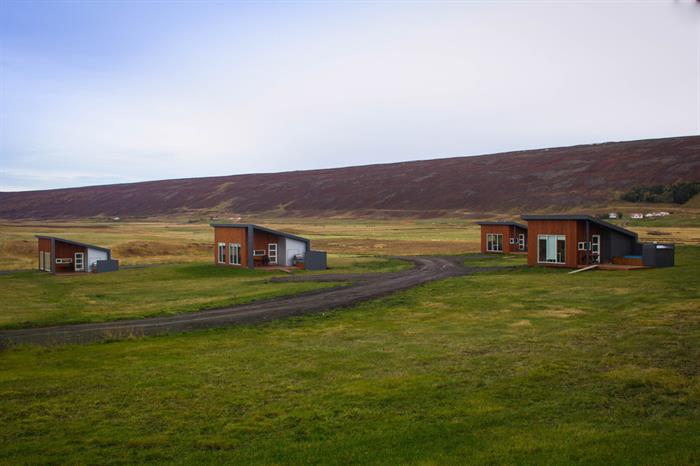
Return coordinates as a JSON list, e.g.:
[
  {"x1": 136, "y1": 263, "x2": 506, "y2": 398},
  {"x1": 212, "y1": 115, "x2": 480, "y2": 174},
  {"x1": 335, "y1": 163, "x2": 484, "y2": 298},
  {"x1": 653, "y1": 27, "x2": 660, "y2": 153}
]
[
  {"x1": 253, "y1": 250, "x2": 266, "y2": 256},
  {"x1": 537, "y1": 235, "x2": 566, "y2": 264},
  {"x1": 591, "y1": 235, "x2": 601, "y2": 263},
  {"x1": 518, "y1": 233, "x2": 526, "y2": 251},
  {"x1": 268, "y1": 243, "x2": 278, "y2": 264},
  {"x1": 229, "y1": 243, "x2": 241, "y2": 265},
  {"x1": 486, "y1": 233, "x2": 503, "y2": 252},
  {"x1": 74, "y1": 252, "x2": 85, "y2": 272},
  {"x1": 217, "y1": 242, "x2": 226, "y2": 264}
]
